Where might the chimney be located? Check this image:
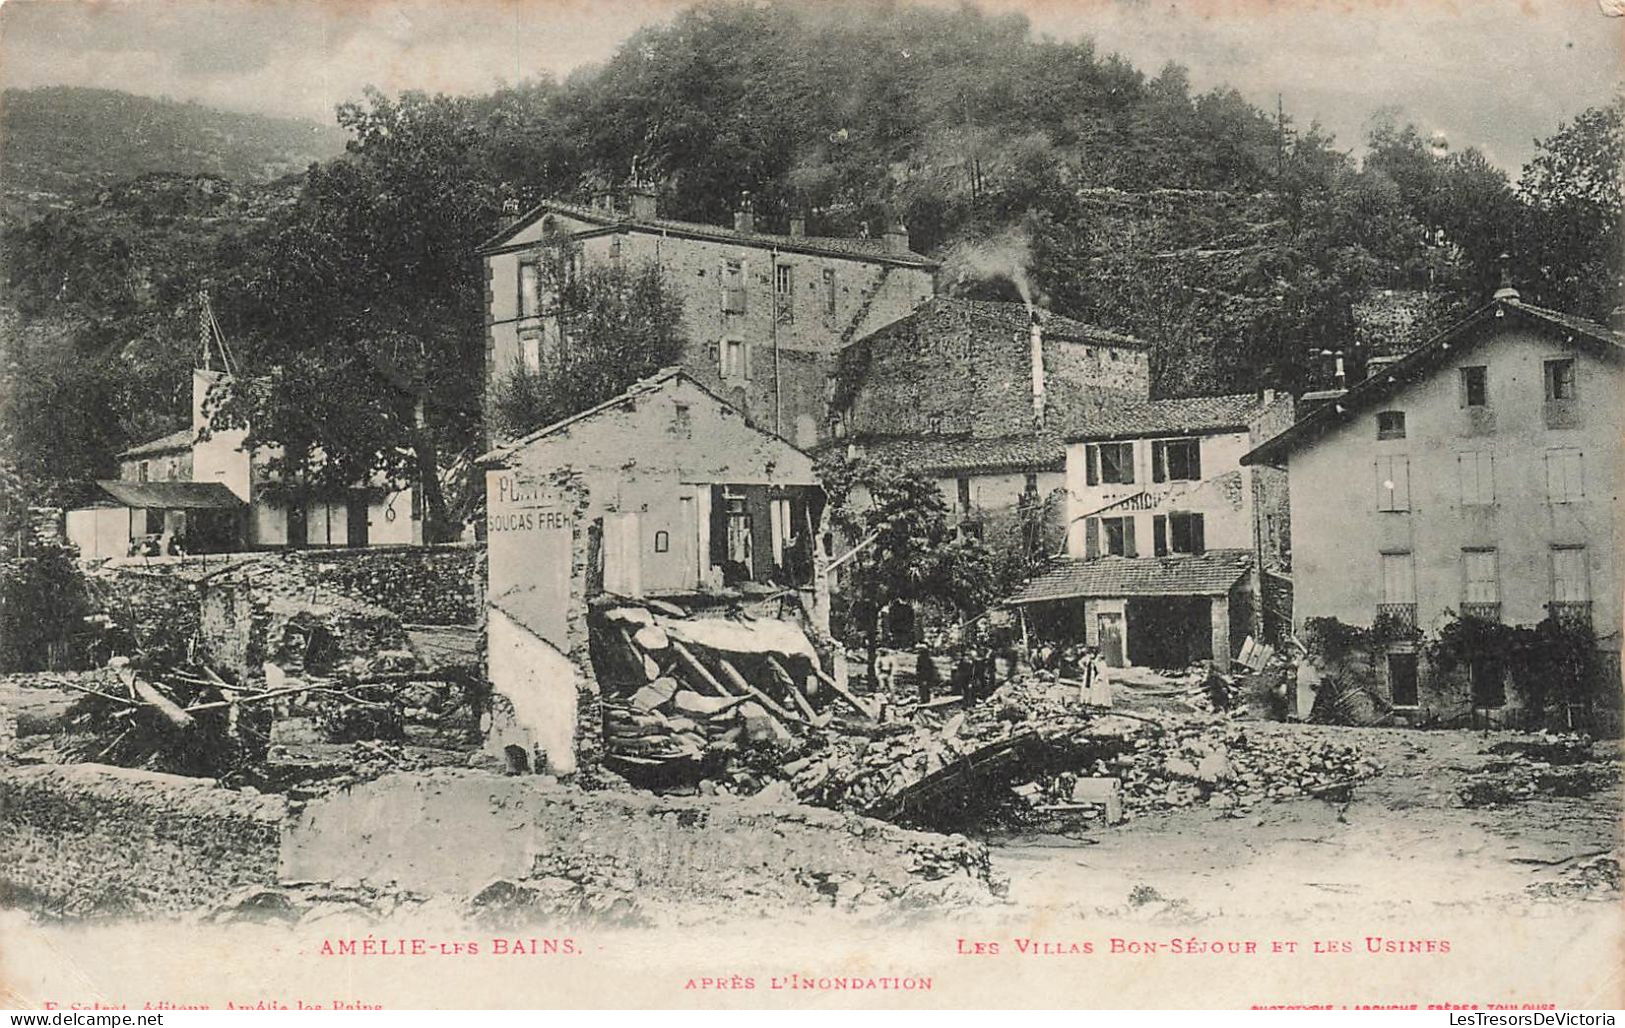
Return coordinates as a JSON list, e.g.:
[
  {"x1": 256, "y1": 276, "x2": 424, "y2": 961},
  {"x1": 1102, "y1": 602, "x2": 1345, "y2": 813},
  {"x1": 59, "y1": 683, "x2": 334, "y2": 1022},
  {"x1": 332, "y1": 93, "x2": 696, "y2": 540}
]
[
  {"x1": 500, "y1": 197, "x2": 522, "y2": 228},
  {"x1": 1609, "y1": 303, "x2": 1625, "y2": 332},
  {"x1": 883, "y1": 219, "x2": 910, "y2": 254},
  {"x1": 590, "y1": 186, "x2": 616, "y2": 214},
  {"x1": 627, "y1": 182, "x2": 657, "y2": 221},
  {"x1": 1493, "y1": 252, "x2": 1520, "y2": 302},
  {"x1": 1332, "y1": 351, "x2": 1347, "y2": 390},
  {"x1": 733, "y1": 192, "x2": 755, "y2": 235},
  {"x1": 1029, "y1": 312, "x2": 1046, "y2": 428},
  {"x1": 789, "y1": 214, "x2": 806, "y2": 238}
]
